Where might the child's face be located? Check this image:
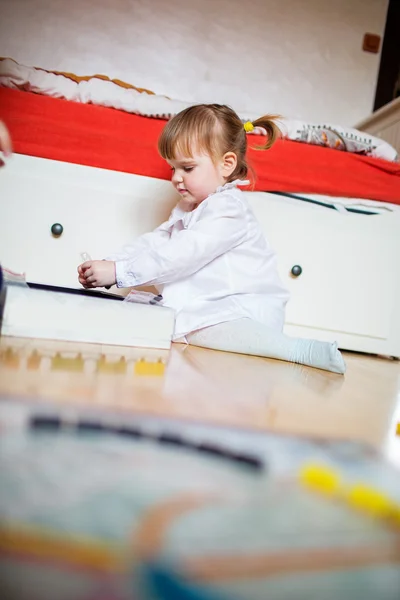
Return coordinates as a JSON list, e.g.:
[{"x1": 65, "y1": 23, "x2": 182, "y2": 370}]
[{"x1": 168, "y1": 151, "x2": 227, "y2": 211}]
